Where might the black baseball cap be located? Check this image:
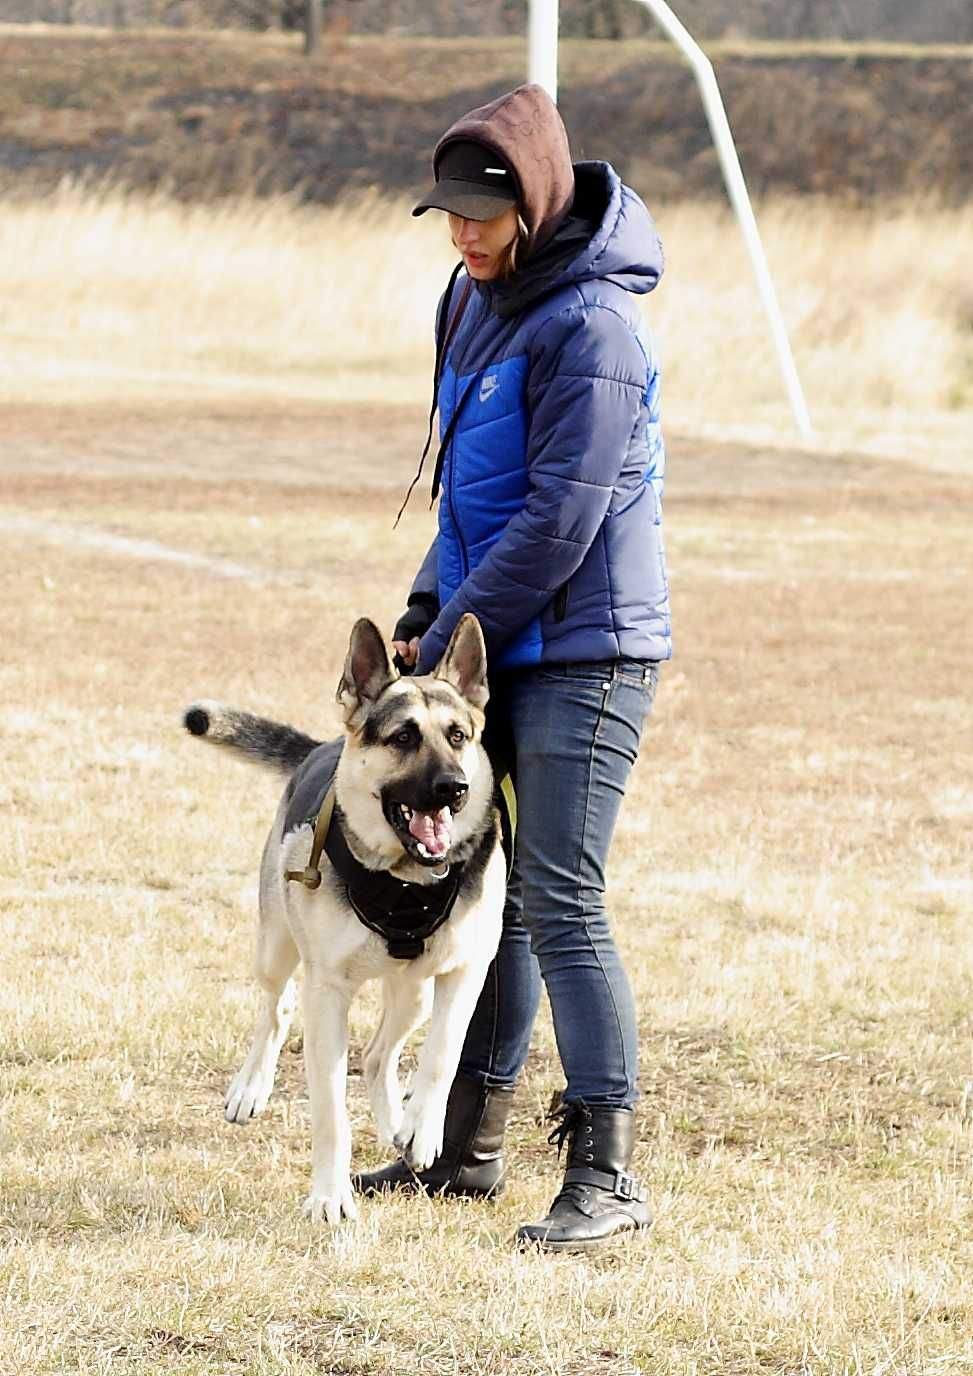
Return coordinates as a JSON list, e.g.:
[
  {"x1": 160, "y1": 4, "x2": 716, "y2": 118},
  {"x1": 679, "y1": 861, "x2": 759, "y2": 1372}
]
[{"x1": 412, "y1": 141, "x2": 519, "y2": 221}]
